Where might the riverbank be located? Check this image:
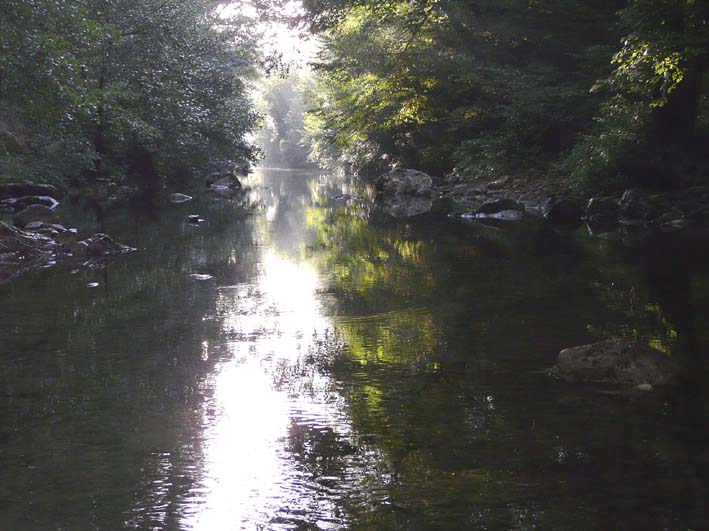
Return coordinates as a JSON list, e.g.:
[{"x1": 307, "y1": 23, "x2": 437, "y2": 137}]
[{"x1": 434, "y1": 171, "x2": 709, "y2": 240}]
